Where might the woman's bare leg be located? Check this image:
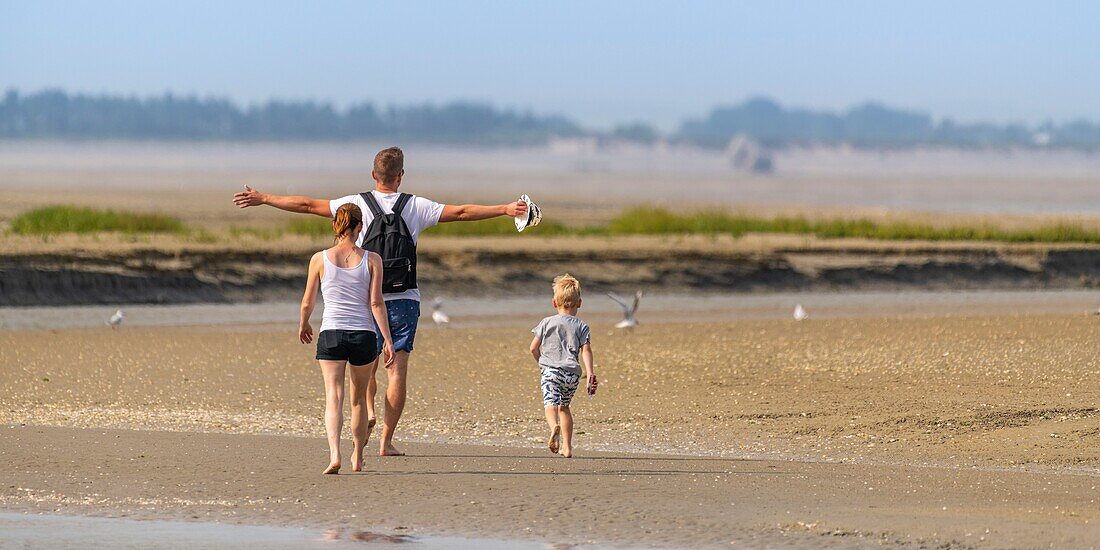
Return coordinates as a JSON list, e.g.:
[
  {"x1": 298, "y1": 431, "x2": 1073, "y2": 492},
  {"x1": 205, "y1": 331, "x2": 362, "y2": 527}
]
[
  {"x1": 348, "y1": 362, "x2": 373, "y2": 472},
  {"x1": 558, "y1": 405, "x2": 574, "y2": 458},
  {"x1": 319, "y1": 360, "x2": 346, "y2": 474}
]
